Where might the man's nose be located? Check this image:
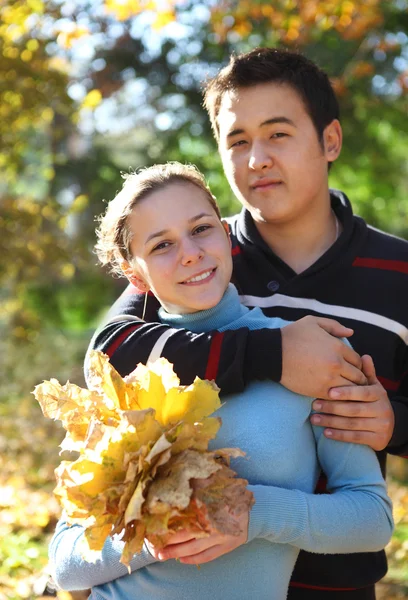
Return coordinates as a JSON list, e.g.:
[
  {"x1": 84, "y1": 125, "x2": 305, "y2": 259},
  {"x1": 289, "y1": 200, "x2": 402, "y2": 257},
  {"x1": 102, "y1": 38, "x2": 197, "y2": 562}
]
[{"x1": 248, "y1": 140, "x2": 273, "y2": 171}]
